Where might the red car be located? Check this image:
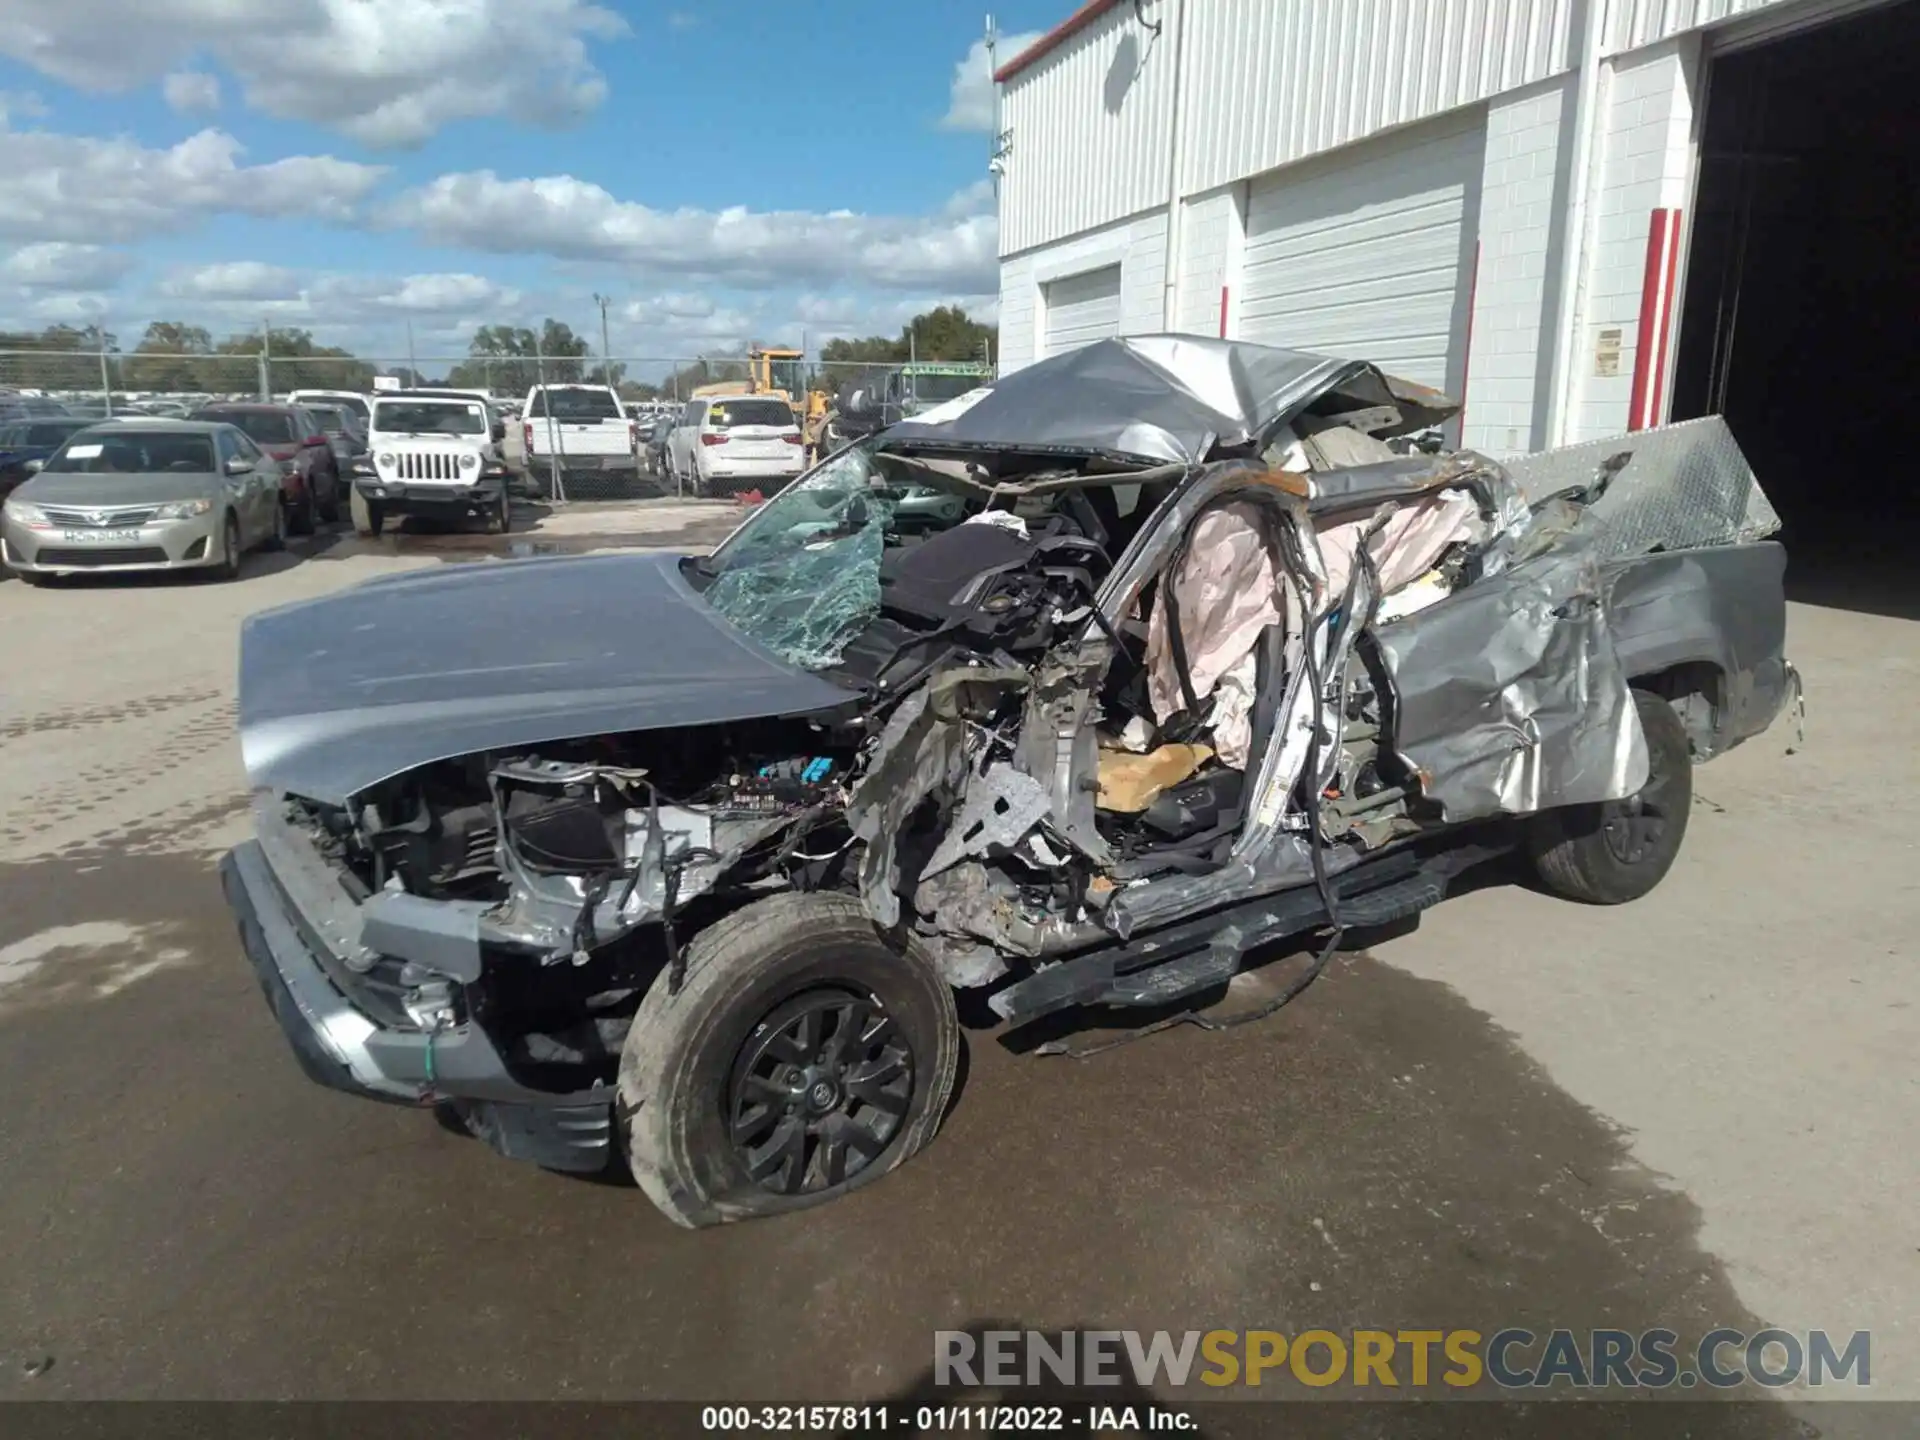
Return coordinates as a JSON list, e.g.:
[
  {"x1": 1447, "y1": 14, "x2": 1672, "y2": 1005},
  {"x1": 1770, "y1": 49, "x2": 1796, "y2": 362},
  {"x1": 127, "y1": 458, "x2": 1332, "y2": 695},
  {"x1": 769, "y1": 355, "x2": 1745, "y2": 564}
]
[{"x1": 191, "y1": 403, "x2": 342, "y2": 533}]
